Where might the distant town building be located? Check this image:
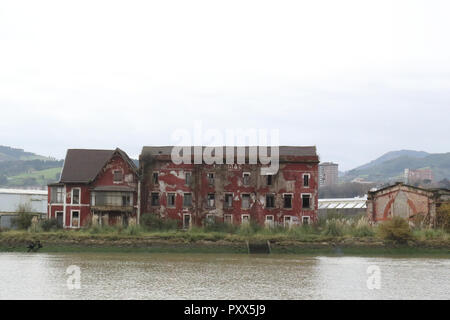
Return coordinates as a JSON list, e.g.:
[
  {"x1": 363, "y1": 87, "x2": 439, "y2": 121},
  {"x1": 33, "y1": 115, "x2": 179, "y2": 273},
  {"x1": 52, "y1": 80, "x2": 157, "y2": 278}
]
[
  {"x1": 319, "y1": 162, "x2": 339, "y2": 187},
  {"x1": 404, "y1": 168, "x2": 434, "y2": 185},
  {"x1": 0, "y1": 188, "x2": 47, "y2": 229},
  {"x1": 367, "y1": 182, "x2": 450, "y2": 226}
]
